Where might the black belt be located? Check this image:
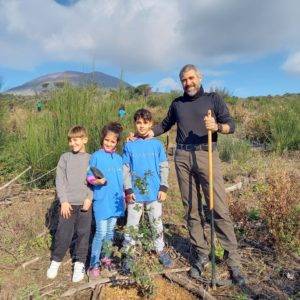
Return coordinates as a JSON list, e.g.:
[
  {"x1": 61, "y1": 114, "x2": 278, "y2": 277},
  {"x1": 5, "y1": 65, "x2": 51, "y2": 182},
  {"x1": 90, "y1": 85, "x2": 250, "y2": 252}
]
[{"x1": 176, "y1": 143, "x2": 217, "y2": 151}]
